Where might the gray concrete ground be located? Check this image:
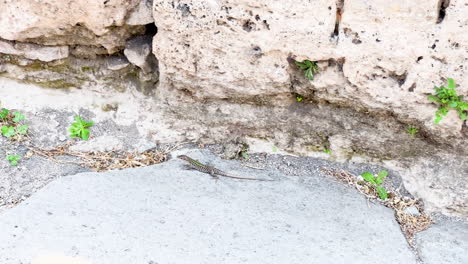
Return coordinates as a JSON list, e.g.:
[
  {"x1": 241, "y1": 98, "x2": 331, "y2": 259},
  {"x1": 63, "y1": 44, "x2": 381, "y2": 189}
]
[
  {"x1": 0, "y1": 150, "x2": 418, "y2": 264},
  {"x1": 415, "y1": 218, "x2": 468, "y2": 264},
  {"x1": 0, "y1": 108, "x2": 155, "y2": 212}
]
